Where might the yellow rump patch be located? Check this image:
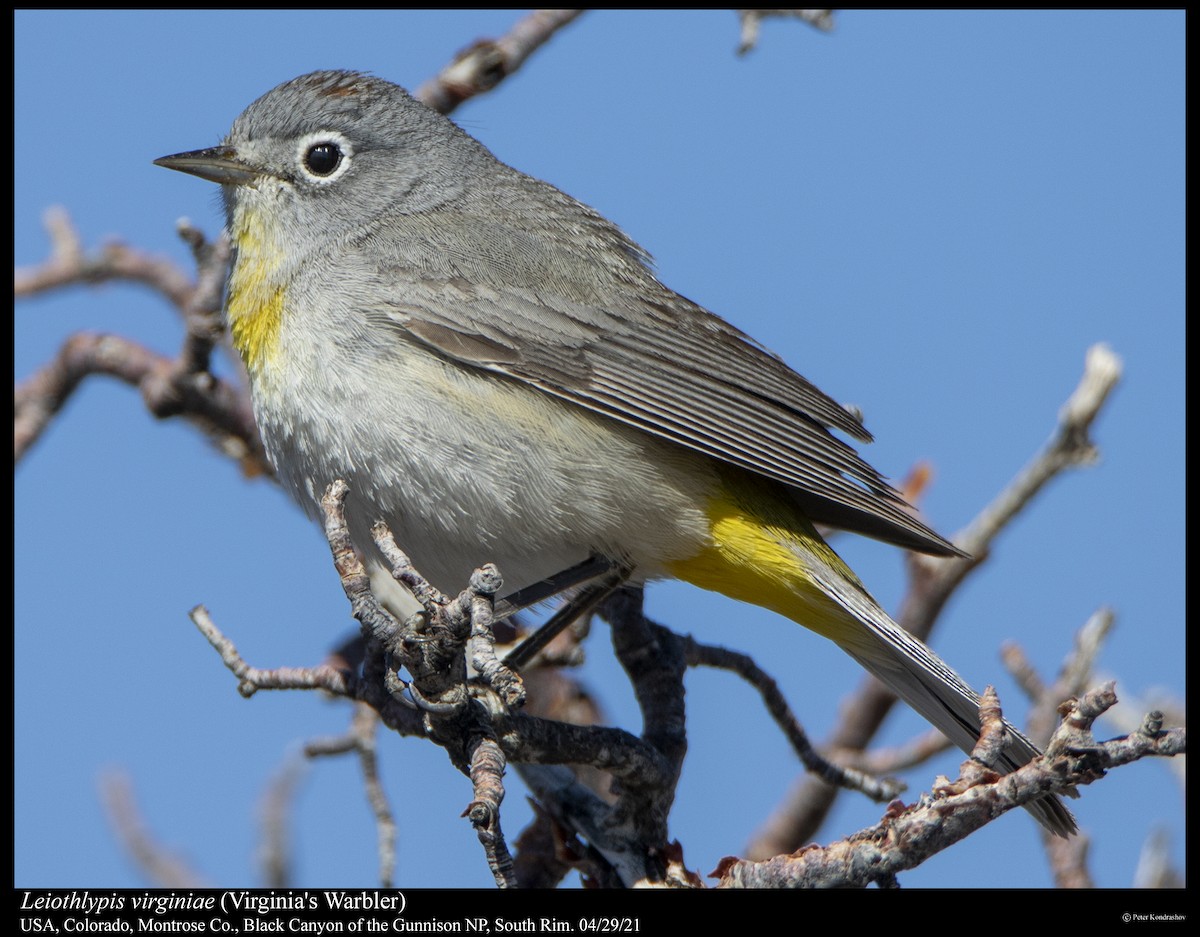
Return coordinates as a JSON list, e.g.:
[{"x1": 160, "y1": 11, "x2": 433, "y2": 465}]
[{"x1": 667, "y1": 481, "x2": 861, "y2": 644}]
